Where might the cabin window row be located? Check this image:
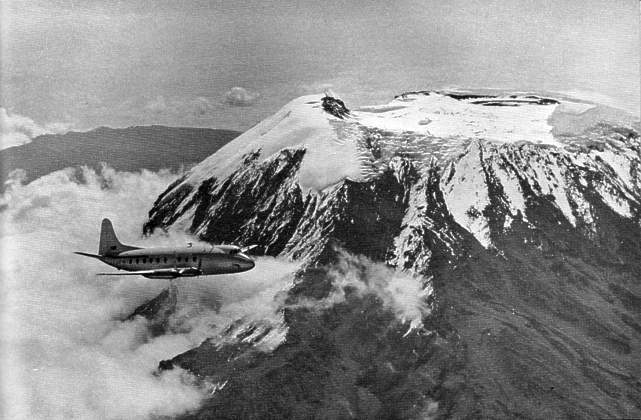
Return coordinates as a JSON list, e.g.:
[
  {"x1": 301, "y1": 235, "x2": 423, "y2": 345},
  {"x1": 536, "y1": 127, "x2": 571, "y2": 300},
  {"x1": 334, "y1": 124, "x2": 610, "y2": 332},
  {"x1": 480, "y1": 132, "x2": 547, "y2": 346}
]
[{"x1": 124, "y1": 256, "x2": 199, "y2": 264}]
